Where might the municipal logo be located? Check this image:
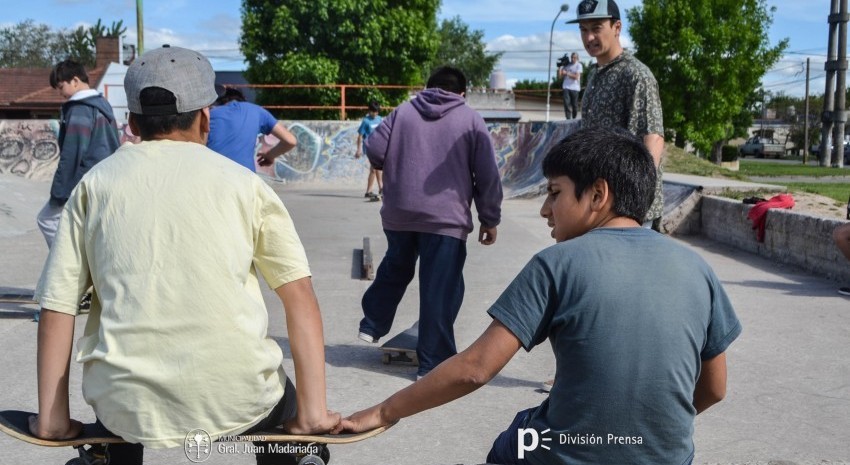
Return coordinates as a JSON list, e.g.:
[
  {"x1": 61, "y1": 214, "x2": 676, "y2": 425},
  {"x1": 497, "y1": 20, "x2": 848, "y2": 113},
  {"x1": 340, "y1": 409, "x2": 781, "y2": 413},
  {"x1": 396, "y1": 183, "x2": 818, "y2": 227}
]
[{"x1": 184, "y1": 429, "x2": 212, "y2": 463}]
